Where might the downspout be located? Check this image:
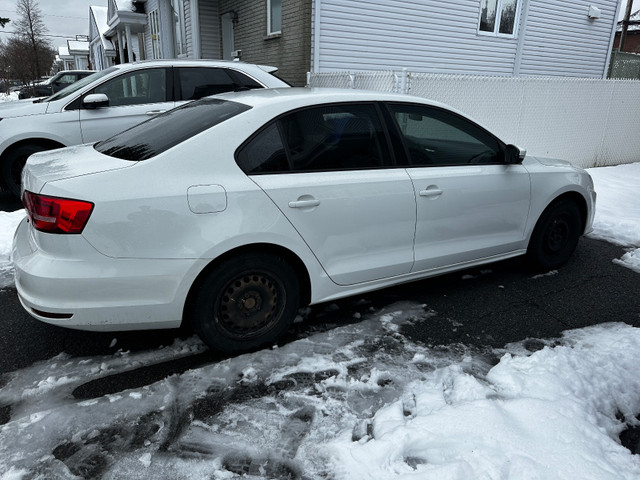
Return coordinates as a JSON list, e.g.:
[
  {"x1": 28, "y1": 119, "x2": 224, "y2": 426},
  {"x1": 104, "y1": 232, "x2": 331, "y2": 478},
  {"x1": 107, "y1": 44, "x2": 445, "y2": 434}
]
[
  {"x1": 313, "y1": 0, "x2": 321, "y2": 72},
  {"x1": 513, "y1": 0, "x2": 531, "y2": 76}
]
